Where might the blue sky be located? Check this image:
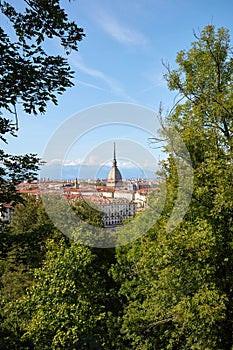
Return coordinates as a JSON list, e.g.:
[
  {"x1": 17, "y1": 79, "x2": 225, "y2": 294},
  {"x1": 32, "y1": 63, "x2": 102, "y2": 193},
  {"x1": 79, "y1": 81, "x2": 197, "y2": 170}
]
[{"x1": 3, "y1": 0, "x2": 233, "y2": 179}]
